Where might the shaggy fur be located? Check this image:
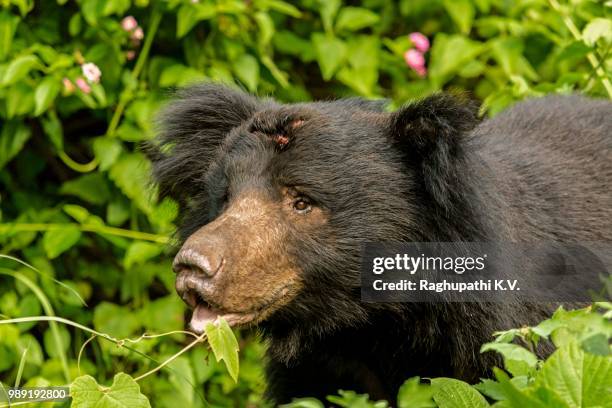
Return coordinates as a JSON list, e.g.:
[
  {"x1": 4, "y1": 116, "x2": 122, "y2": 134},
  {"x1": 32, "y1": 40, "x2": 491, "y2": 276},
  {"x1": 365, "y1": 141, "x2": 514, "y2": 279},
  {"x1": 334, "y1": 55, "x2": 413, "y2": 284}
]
[{"x1": 149, "y1": 84, "x2": 612, "y2": 404}]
